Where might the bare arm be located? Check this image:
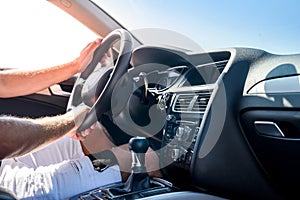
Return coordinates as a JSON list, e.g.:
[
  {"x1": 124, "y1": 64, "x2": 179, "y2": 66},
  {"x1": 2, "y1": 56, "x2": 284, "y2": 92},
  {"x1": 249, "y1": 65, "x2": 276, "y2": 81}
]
[
  {"x1": 0, "y1": 38, "x2": 101, "y2": 98},
  {"x1": 0, "y1": 105, "x2": 92, "y2": 160}
]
